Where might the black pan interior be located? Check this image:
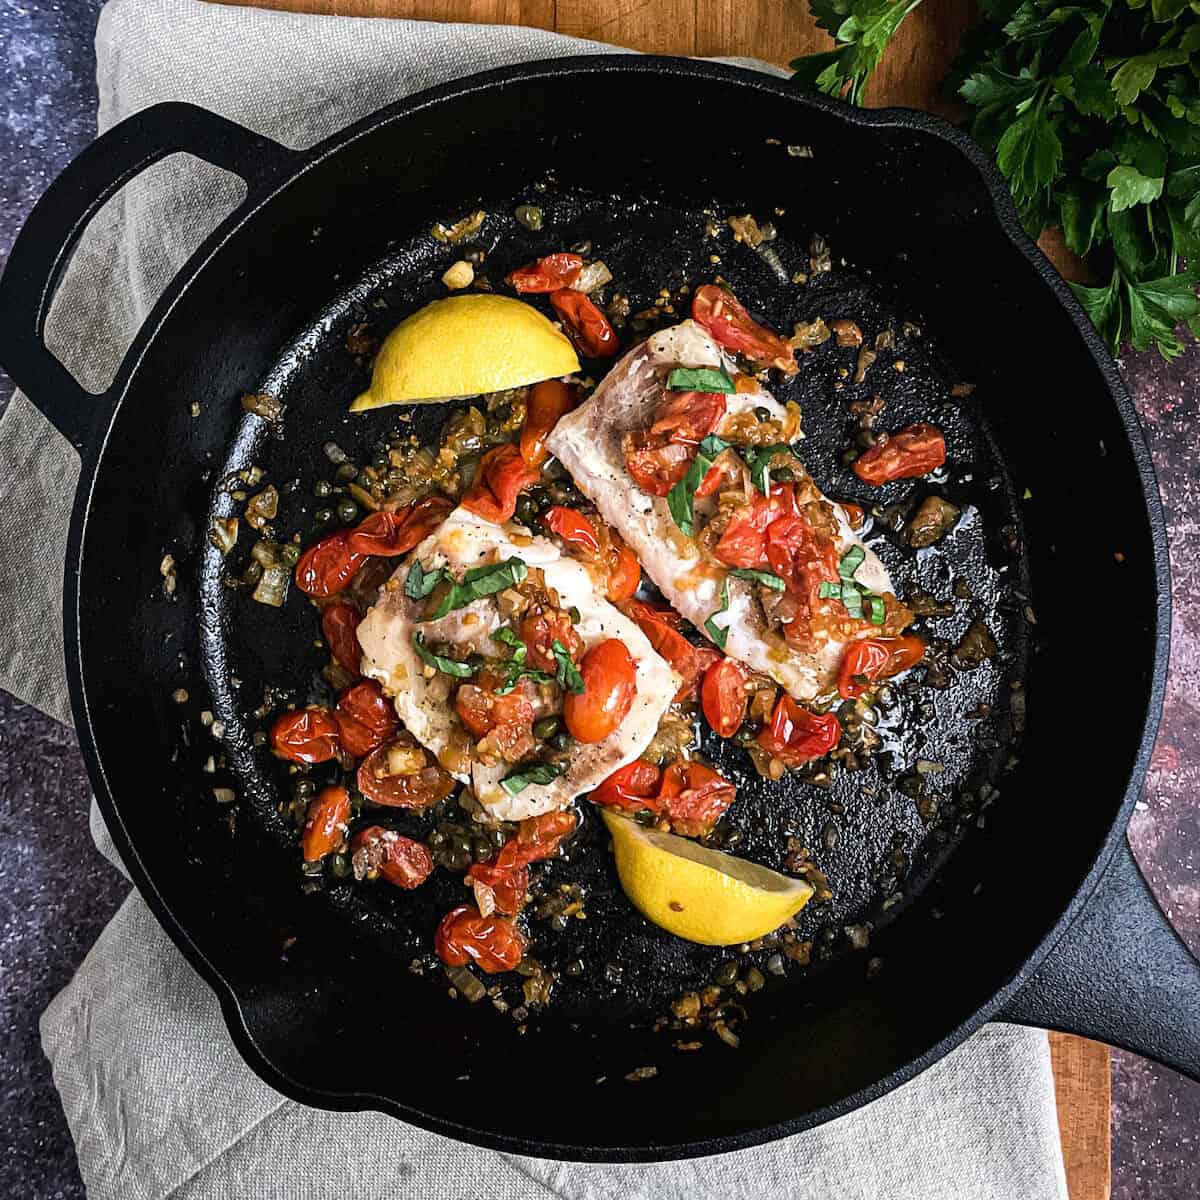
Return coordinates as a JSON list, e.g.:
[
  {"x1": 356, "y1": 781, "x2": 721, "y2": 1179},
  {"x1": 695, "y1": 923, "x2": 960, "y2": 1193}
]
[{"x1": 71, "y1": 62, "x2": 1161, "y2": 1156}]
